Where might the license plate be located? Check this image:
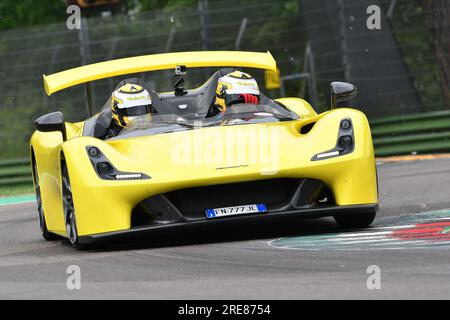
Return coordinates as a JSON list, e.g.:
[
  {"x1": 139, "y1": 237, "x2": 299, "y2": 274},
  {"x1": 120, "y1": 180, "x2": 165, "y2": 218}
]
[{"x1": 205, "y1": 204, "x2": 267, "y2": 219}]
